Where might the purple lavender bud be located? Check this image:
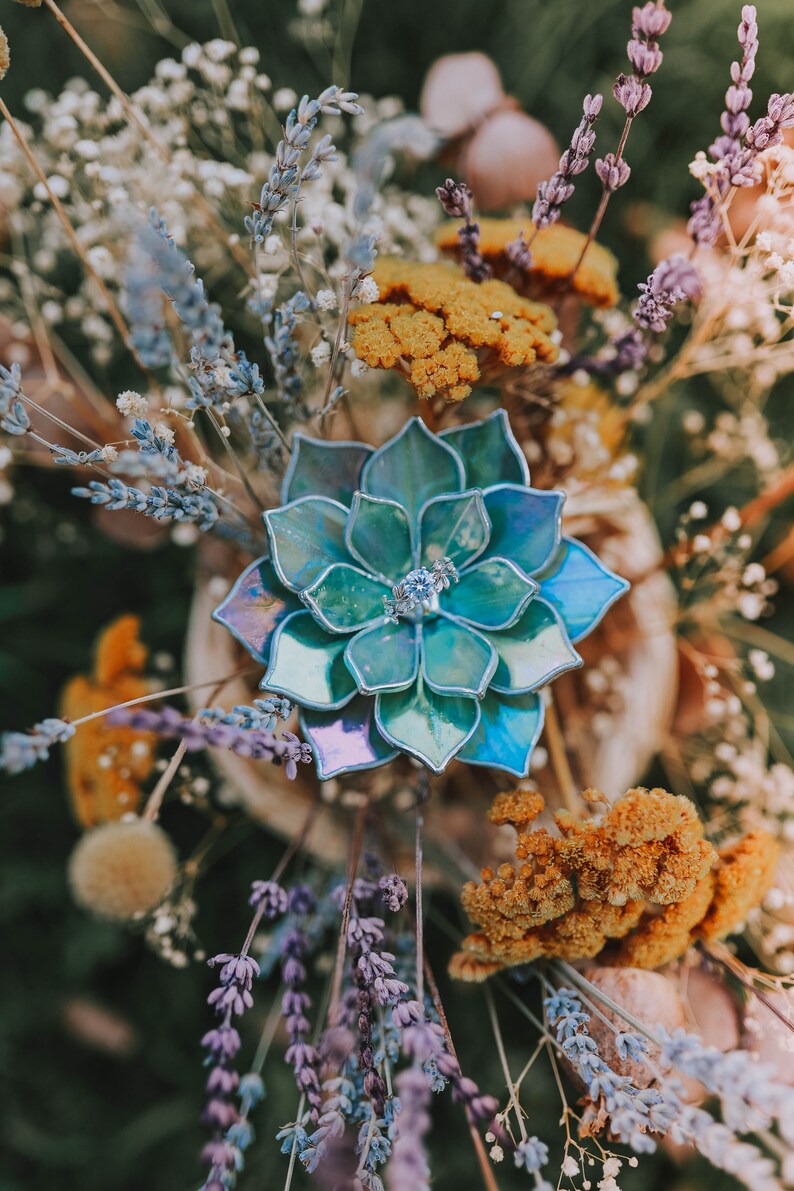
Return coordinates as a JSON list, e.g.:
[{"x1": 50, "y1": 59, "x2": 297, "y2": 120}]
[
  {"x1": 583, "y1": 92, "x2": 604, "y2": 120},
  {"x1": 505, "y1": 231, "x2": 533, "y2": 272},
  {"x1": 627, "y1": 38, "x2": 663, "y2": 77},
  {"x1": 248, "y1": 879, "x2": 288, "y2": 918},
  {"x1": 435, "y1": 177, "x2": 472, "y2": 220},
  {"x1": 379, "y1": 873, "x2": 409, "y2": 912},
  {"x1": 631, "y1": 1, "x2": 672, "y2": 40},
  {"x1": 595, "y1": 153, "x2": 632, "y2": 192},
  {"x1": 287, "y1": 883, "x2": 316, "y2": 915},
  {"x1": 392, "y1": 999, "x2": 424, "y2": 1028},
  {"x1": 613, "y1": 74, "x2": 652, "y2": 117},
  {"x1": 650, "y1": 255, "x2": 703, "y2": 301}
]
